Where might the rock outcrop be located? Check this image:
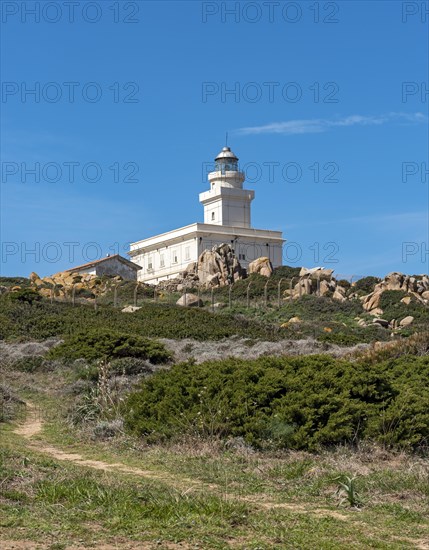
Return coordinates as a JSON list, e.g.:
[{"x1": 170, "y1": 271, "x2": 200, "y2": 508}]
[
  {"x1": 121, "y1": 305, "x2": 141, "y2": 313},
  {"x1": 399, "y1": 315, "x2": 414, "y2": 327},
  {"x1": 361, "y1": 272, "x2": 429, "y2": 313},
  {"x1": 157, "y1": 244, "x2": 245, "y2": 292},
  {"x1": 283, "y1": 268, "x2": 347, "y2": 302},
  {"x1": 176, "y1": 293, "x2": 203, "y2": 307},
  {"x1": 27, "y1": 270, "x2": 150, "y2": 301},
  {"x1": 299, "y1": 267, "x2": 334, "y2": 279},
  {"x1": 197, "y1": 243, "x2": 245, "y2": 287},
  {"x1": 248, "y1": 257, "x2": 273, "y2": 278}
]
